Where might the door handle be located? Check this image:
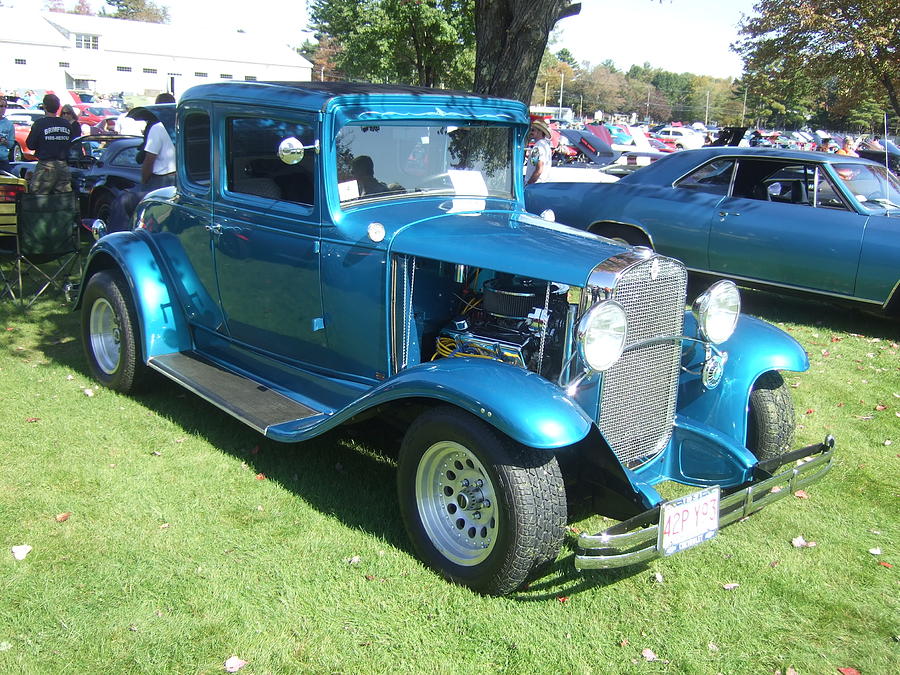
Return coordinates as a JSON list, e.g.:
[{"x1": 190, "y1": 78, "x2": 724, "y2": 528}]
[{"x1": 718, "y1": 211, "x2": 740, "y2": 217}]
